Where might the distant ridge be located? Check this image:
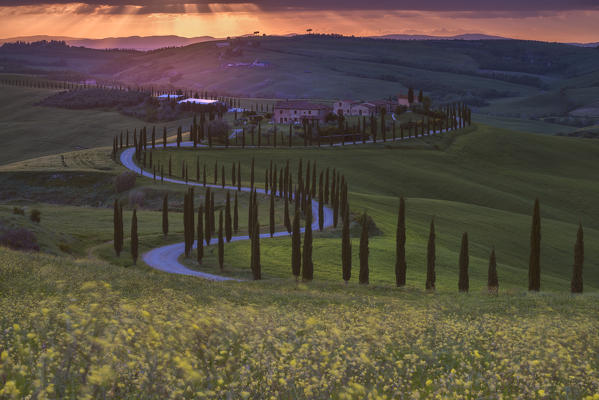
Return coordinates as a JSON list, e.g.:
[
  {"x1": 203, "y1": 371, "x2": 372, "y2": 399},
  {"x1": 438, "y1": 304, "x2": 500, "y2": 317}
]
[
  {"x1": 370, "y1": 33, "x2": 509, "y2": 41},
  {"x1": 0, "y1": 35, "x2": 218, "y2": 51}
]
